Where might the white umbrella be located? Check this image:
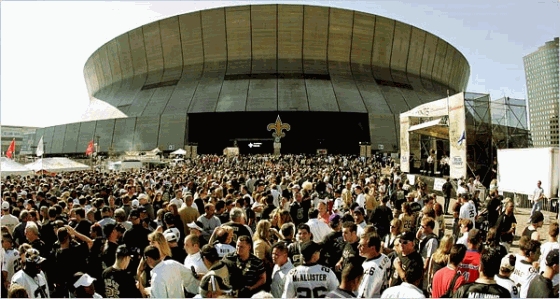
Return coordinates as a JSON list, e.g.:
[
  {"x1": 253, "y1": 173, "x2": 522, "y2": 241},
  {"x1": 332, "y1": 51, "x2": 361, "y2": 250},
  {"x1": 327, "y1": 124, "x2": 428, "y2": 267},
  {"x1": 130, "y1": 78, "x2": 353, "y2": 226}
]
[
  {"x1": 0, "y1": 157, "x2": 33, "y2": 176},
  {"x1": 25, "y1": 157, "x2": 90, "y2": 172}
]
